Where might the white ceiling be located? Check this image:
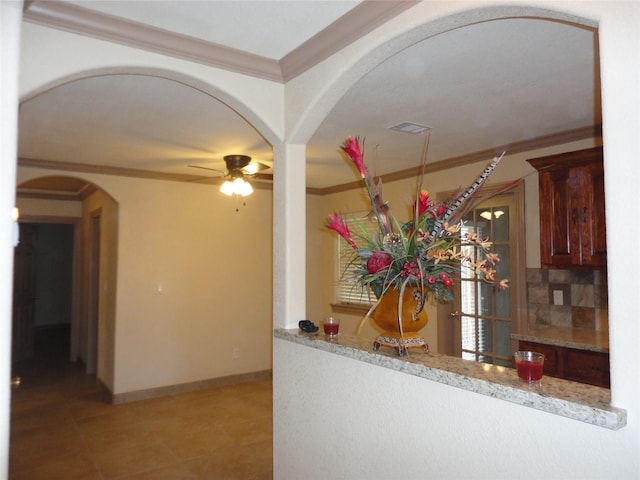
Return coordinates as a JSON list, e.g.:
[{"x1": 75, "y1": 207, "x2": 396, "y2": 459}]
[
  {"x1": 65, "y1": 0, "x2": 362, "y2": 59},
  {"x1": 18, "y1": 1, "x2": 600, "y2": 191}
]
